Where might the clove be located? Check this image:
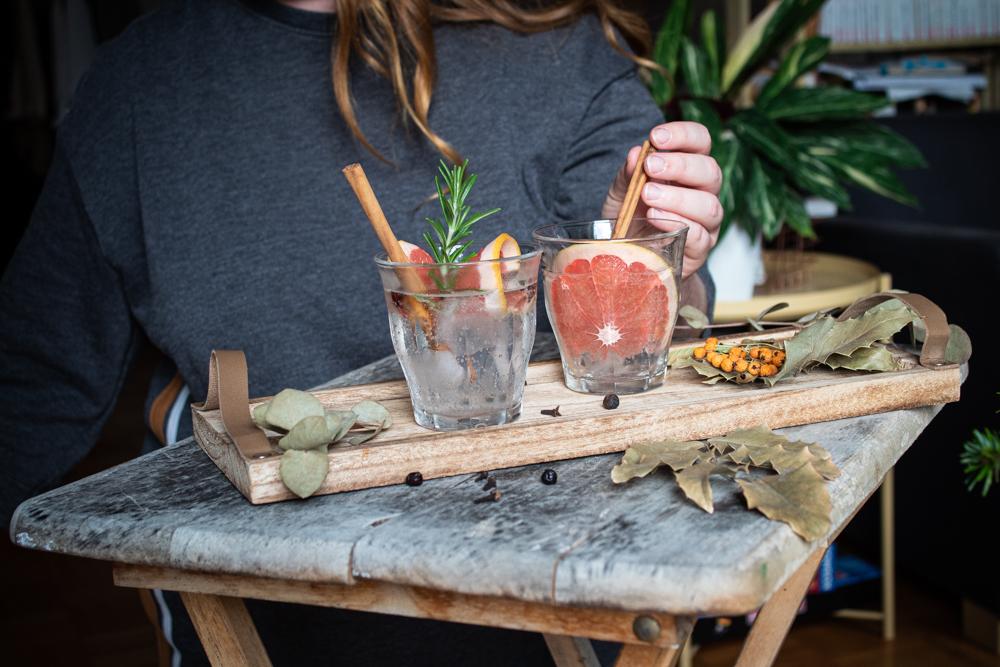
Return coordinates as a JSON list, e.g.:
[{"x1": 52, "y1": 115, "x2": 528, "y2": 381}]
[{"x1": 540, "y1": 406, "x2": 562, "y2": 417}]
